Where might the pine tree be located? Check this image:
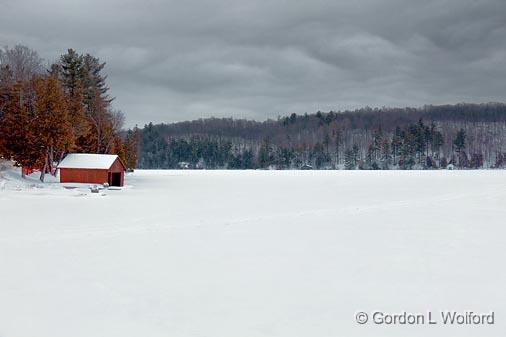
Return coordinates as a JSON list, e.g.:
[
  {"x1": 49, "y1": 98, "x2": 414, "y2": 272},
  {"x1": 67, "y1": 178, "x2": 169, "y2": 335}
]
[
  {"x1": 423, "y1": 122, "x2": 432, "y2": 159},
  {"x1": 430, "y1": 122, "x2": 444, "y2": 160},
  {"x1": 391, "y1": 126, "x2": 402, "y2": 166},
  {"x1": 82, "y1": 53, "x2": 112, "y2": 107},
  {"x1": 371, "y1": 129, "x2": 382, "y2": 161},
  {"x1": 59, "y1": 49, "x2": 84, "y2": 96},
  {"x1": 454, "y1": 128, "x2": 466, "y2": 154},
  {"x1": 58, "y1": 50, "x2": 90, "y2": 147},
  {"x1": 334, "y1": 128, "x2": 342, "y2": 167},
  {"x1": 258, "y1": 138, "x2": 272, "y2": 168},
  {"x1": 380, "y1": 138, "x2": 391, "y2": 169},
  {"x1": 312, "y1": 142, "x2": 327, "y2": 168},
  {"x1": 57, "y1": 50, "x2": 115, "y2": 154},
  {"x1": 453, "y1": 128, "x2": 467, "y2": 168},
  {"x1": 323, "y1": 133, "x2": 330, "y2": 158},
  {"x1": 67, "y1": 80, "x2": 89, "y2": 149},
  {"x1": 344, "y1": 149, "x2": 354, "y2": 169},
  {"x1": 352, "y1": 144, "x2": 360, "y2": 168}
]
